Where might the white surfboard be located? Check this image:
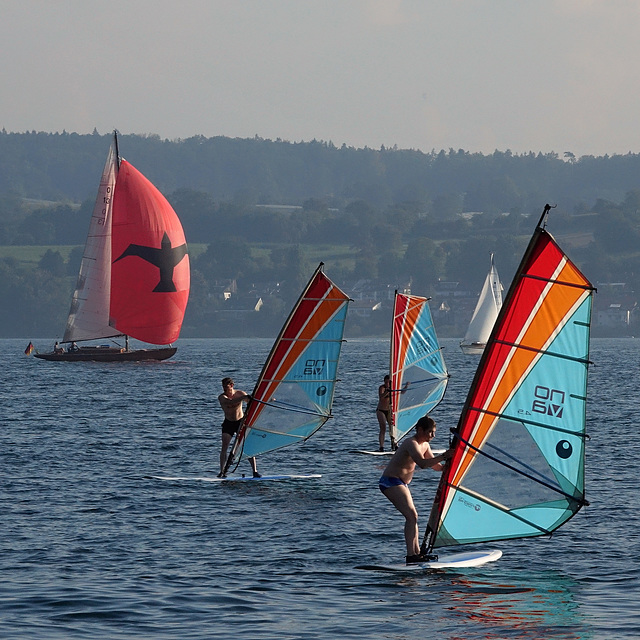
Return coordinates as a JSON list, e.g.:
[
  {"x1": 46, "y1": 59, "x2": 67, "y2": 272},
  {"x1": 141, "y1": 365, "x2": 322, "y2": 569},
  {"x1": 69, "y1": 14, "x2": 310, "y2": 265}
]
[
  {"x1": 357, "y1": 549, "x2": 502, "y2": 571},
  {"x1": 351, "y1": 448, "x2": 445, "y2": 457},
  {"x1": 150, "y1": 474, "x2": 322, "y2": 483},
  {"x1": 351, "y1": 449, "x2": 394, "y2": 456}
]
